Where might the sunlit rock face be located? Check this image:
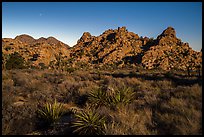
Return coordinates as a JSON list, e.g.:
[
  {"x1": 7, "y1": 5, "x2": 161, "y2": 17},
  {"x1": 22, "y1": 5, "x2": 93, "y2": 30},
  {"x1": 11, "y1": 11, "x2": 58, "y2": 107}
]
[
  {"x1": 2, "y1": 35, "x2": 70, "y2": 67},
  {"x1": 2, "y1": 26, "x2": 202, "y2": 70}
]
